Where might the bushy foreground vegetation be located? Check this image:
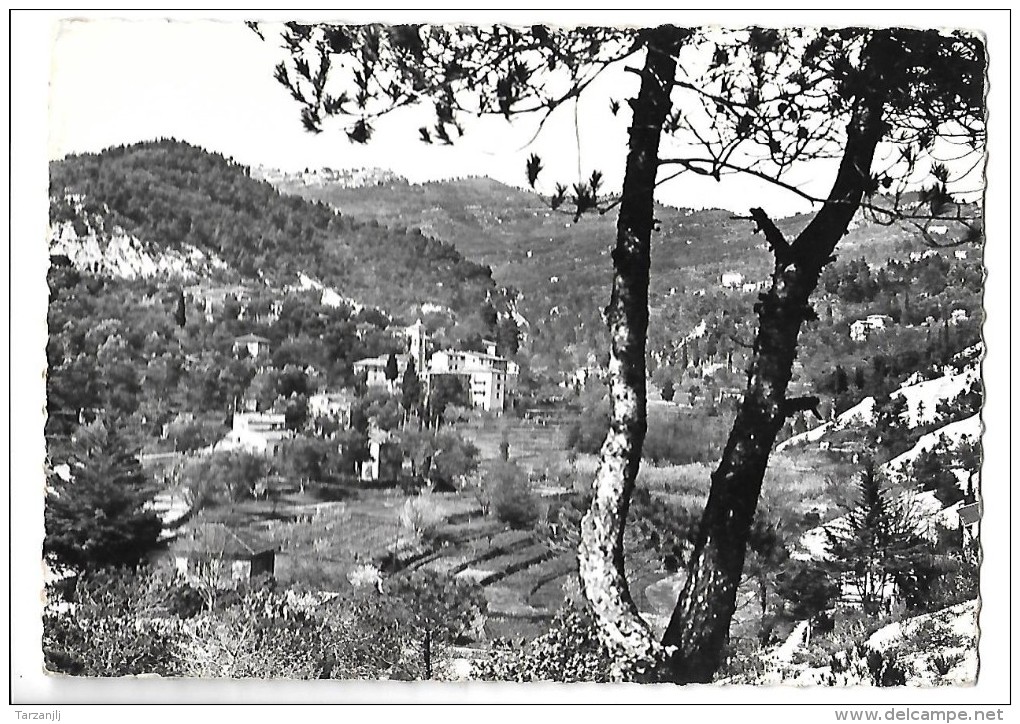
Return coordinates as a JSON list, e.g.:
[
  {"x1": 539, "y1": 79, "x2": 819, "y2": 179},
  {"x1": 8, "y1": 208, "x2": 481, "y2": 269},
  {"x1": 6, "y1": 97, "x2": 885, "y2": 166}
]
[{"x1": 45, "y1": 566, "x2": 485, "y2": 680}]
